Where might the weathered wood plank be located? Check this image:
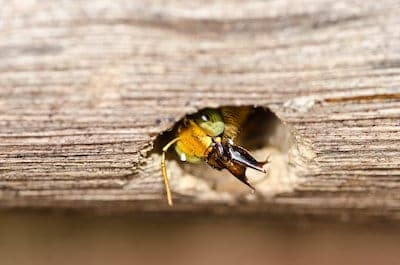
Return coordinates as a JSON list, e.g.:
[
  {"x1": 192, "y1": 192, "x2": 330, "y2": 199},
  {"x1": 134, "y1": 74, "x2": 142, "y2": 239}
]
[{"x1": 1, "y1": 0, "x2": 400, "y2": 219}]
